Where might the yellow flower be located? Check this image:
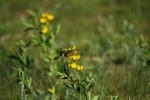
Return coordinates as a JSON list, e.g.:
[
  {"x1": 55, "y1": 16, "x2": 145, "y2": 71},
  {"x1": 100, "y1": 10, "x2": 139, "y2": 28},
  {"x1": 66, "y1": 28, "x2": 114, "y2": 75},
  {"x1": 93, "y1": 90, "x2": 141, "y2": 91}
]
[
  {"x1": 47, "y1": 14, "x2": 54, "y2": 21},
  {"x1": 70, "y1": 55, "x2": 80, "y2": 61},
  {"x1": 48, "y1": 88, "x2": 55, "y2": 94},
  {"x1": 40, "y1": 18, "x2": 47, "y2": 24},
  {"x1": 76, "y1": 65, "x2": 84, "y2": 71},
  {"x1": 41, "y1": 13, "x2": 54, "y2": 21},
  {"x1": 76, "y1": 55, "x2": 80, "y2": 60},
  {"x1": 71, "y1": 62, "x2": 77, "y2": 69},
  {"x1": 72, "y1": 55, "x2": 77, "y2": 60},
  {"x1": 80, "y1": 66, "x2": 84, "y2": 70},
  {"x1": 41, "y1": 13, "x2": 48, "y2": 18},
  {"x1": 68, "y1": 63, "x2": 72, "y2": 67},
  {"x1": 68, "y1": 62, "x2": 77, "y2": 69},
  {"x1": 77, "y1": 66, "x2": 80, "y2": 71},
  {"x1": 41, "y1": 26, "x2": 48, "y2": 34}
]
